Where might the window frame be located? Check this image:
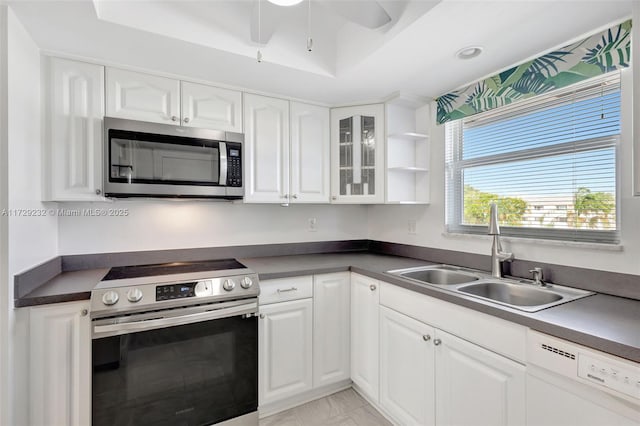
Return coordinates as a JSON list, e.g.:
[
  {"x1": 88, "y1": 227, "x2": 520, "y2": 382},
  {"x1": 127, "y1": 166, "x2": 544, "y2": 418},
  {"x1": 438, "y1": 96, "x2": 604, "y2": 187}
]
[{"x1": 445, "y1": 76, "x2": 622, "y2": 245}]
